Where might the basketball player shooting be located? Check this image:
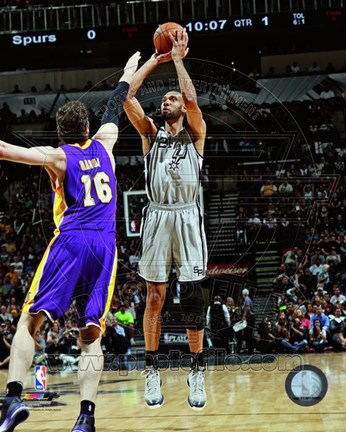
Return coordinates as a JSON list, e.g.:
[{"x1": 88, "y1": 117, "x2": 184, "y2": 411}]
[{"x1": 124, "y1": 28, "x2": 208, "y2": 410}]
